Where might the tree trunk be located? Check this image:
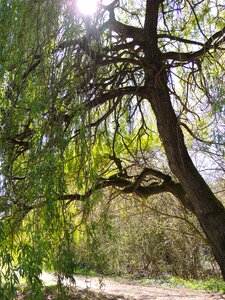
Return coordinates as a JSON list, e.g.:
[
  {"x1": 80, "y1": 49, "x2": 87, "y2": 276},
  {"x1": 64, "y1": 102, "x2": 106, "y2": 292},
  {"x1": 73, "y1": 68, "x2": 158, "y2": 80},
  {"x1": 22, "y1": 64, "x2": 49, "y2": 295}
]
[
  {"x1": 147, "y1": 85, "x2": 225, "y2": 279},
  {"x1": 143, "y1": 0, "x2": 225, "y2": 279}
]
